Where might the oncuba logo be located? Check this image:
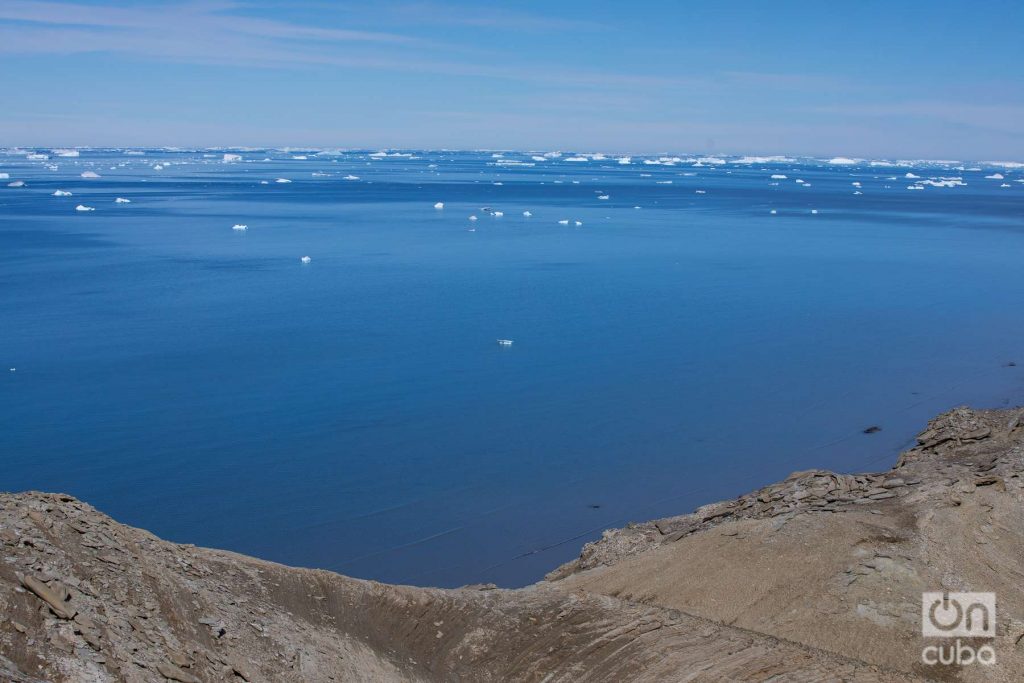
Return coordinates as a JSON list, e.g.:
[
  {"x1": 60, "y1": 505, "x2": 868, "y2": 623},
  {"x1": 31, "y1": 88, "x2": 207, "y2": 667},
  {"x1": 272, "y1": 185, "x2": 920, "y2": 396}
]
[{"x1": 921, "y1": 592, "x2": 996, "y2": 666}]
